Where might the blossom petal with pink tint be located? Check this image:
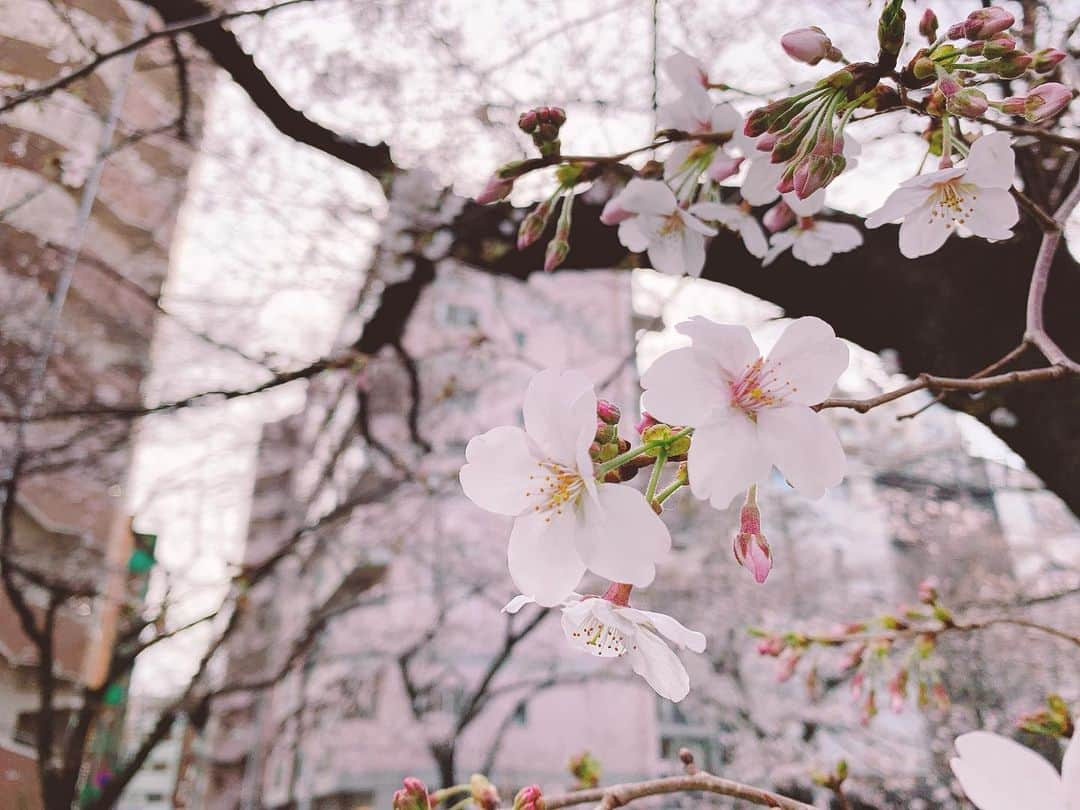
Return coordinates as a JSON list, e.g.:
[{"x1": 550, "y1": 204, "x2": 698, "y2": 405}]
[
  {"x1": 522, "y1": 368, "x2": 595, "y2": 465},
  {"x1": 628, "y1": 626, "x2": 691, "y2": 701},
  {"x1": 757, "y1": 404, "x2": 845, "y2": 499},
  {"x1": 951, "y1": 731, "x2": 1066, "y2": 810},
  {"x1": 640, "y1": 347, "x2": 720, "y2": 426},
  {"x1": 963, "y1": 132, "x2": 1016, "y2": 189},
  {"x1": 675, "y1": 317, "x2": 760, "y2": 379},
  {"x1": 965, "y1": 187, "x2": 1018, "y2": 240},
  {"x1": 687, "y1": 415, "x2": 771, "y2": 510},
  {"x1": 507, "y1": 511, "x2": 587, "y2": 607},
  {"x1": 575, "y1": 483, "x2": 671, "y2": 587},
  {"x1": 765, "y1": 316, "x2": 848, "y2": 404},
  {"x1": 460, "y1": 425, "x2": 538, "y2": 516},
  {"x1": 623, "y1": 607, "x2": 707, "y2": 653}
]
